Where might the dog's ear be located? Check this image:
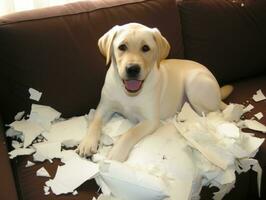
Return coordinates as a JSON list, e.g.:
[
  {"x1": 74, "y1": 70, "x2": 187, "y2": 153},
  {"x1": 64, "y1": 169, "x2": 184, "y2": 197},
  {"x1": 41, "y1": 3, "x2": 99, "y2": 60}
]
[
  {"x1": 98, "y1": 25, "x2": 120, "y2": 65},
  {"x1": 152, "y1": 28, "x2": 170, "y2": 64}
]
